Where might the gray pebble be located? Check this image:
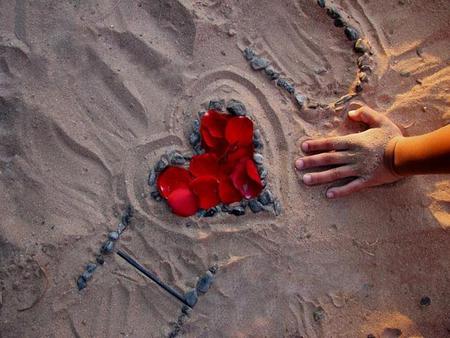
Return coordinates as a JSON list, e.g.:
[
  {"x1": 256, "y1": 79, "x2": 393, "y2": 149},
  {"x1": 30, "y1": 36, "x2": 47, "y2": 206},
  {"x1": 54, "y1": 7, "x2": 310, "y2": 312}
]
[
  {"x1": 226, "y1": 99, "x2": 247, "y2": 116},
  {"x1": 148, "y1": 169, "x2": 156, "y2": 186},
  {"x1": 258, "y1": 189, "x2": 274, "y2": 205},
  {"x1": 155, "y1": 155, "x2": 169, "y2": 172},
  {"x1": 168, "y1": 150, "x2": 186, "y2": 165},
  {"x1": 355, "y1": 80, "x2": 363, "y2": 93},
  {"x1": 259, "y1": 166, "x2": 268, "y2": 179},
  {"x1": 96, "y1": 255, "x2": 105, "y2": 265},
  {"x1": 197, "y1": 110, "x2": 206, "y2": 118},
  {"x1": 230, "y1": 206, "x2": 245, "y2": 216},
  {"x1": 264, "y1": 65, "x2": 275, "y2": 77},
  {"x1": 253, "y1": 129, "x2": 262, "y2": 140},
  {"x1": 189, "y1": 131, "x2": 200, "y2": 146},
  {"x1": 77, "y1": 276, "x2": 87, "y2": 290},
  {"x1": 276, "y1": 78, "x2": 295, "y2": 94},
  {"x1": 101, "y1": 240, "x2": 114, "y2": 254},
  {"x1": 273, "y1": 198, "x2": 282, "y2": 216},
  {"x1": 253, "y1": 138, "x2": 264, "y2": 150},
  {"x1": 192, "y1": 118, "x2": 200, "y2": 133},
  {"x1": 243, "y1": 47, "x2": 256, "y2": 60},
  {"x1": 208, "y1": 99, "x2": 225, "y2": 111},
  {"x1": 203, "y1": 207, "x2": 218, "y2": 217},
  {"x1": 250, "y1": 57, "x2": 270, "y2": 70},
  {"x1": 294, "y1": 93, "x2": 307, "y2": 108},
  {"x1": 220, "y1": 204, "x2": 231, "y2": 213},
  {"x1": 344, "y1": 26, "x2": 359, "y2": 41},
  {"x1": 117, "y1": 222, "x2": 126, "y2": 234},
  {"x1": 253, "y1": 153, "x2": 264, "y2": 165},
  {"x1": 82, "y1": 270, "x2": 93, "y2": 282},
  {"x1": 193, "y1": 144, "x2": 203, "y2": 155},
  {"x1": 327, "y1": 7, "x2": 340, "y2": 19},
  {"x1": 249, "y1": 199, "x2": 264, "y2": 213},
  {"x1": 354, "y1": 38, "x2": 369, "y2": 53},
  {"x1": 86, "y1": 263, "x2": 97, "y2": 273},
  {"x1": 151, "y1": 190, "x2": 162, "y2": 201},
  {"x1": 196, "y1": 271, "x2": 214, "y2": 294},
  {"x1": 185, "y1": 289, "x2": 198, "y2": 307},
  {"x1": 317, "y1": 0, "x2": 326, "y2": 8},
  {"x1": 334, "y1": 18, "x2": 345, "y2": 27},
  {"x1": 108, "y1": 231, "x2": 119, "y2": 241},
  {"x1": 209, "y1": 264, "x2": 219, "y2": 274},
  {"x1": 181, "y1": 305, "x2": 192, "y2": 316},
  {"x1": 313, "y1": 307, "x2": 325, "y2": 321}
]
